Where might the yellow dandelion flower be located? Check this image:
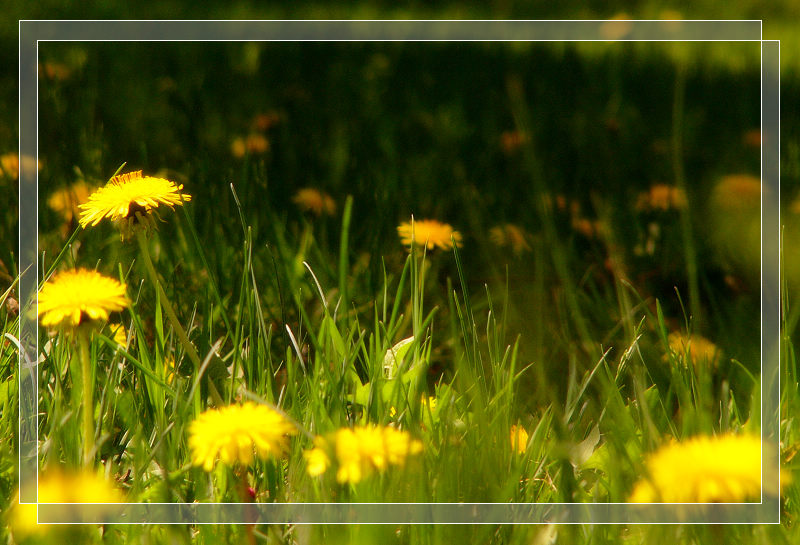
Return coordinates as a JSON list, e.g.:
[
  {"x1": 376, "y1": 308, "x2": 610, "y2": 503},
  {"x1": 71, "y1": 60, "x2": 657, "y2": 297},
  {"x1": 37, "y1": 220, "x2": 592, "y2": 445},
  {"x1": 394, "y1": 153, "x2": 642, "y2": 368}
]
[
  {"x1": 635, "y1": 184, "x2": 688, "y2": 211},
  {"x1": 78, "y1": 170, "x2": 191, "y2": 239},
  {"x1": 48, "y1": 180, "x2": 92, "y2": 224},
  {"x1": 630, "y1": 434, "x2": 763, "y2": 502},
  {"x1": 231, "y1": 133, "x2": 270, "y2": 158},
  {"x1": 304, "y1": 437, "x2": 331, "y2": 477},
  {"x1": 600, "y1": 13, "x2": 633, "y2": 40},
  {"x1": 382, "y1": 426, "x2": 423, "y2": 466},
  {"x1": 489, "y1": 224, "x2": 532, "y2": 254},
  {"x1": 108, "y1": 321, "x2": 129, "y2": 347},
  {"x1": 510, "y1": 424, "x2": 529, "y2": 454},
  {"x1": 667, "y1": 331, "x2": 720, "y2": 367},
  {"x1": 659, "y1": 10, "x2": 683, "y2": 32},
  {"x1": 712, "y1": 174, "x2": 761, "y2": 210},
  {"x1": 397, "y1": 218, "x2": 462, "y2": 251},
  {"x1": 188, "y1": 402, "x2": 296, "y2": 472},
  {"x1": 231, "y1": 138, "x2": 247, "y2": 158},
  {"x1": 37, "y1": 269, "x2": 129, "y2": 328},
  {"x1": 10, "y1": 470, "x2": 123, "y2": 537},
  {"x1": 39, "y1": 470, "x2": 124, "y2": 504},
  {"x1": 332, "y1": 425, "x2": 422, "y2": 484},
  {"x1": 292, "y1": 188, "x2": 337, "y2": 216},
  {"x1": 391, "y1": 395, "x2": 437, "y2": 419},
  {"x1": 163, "y1": 355, "x2": 178, "y2": 384},
  {"x1": 1, "y1": 152, "x2": 18, "y2": 179},
  {"x1": 571, "y1": 217, "x2": 606, "y2": 239},
  {"x1": 8, "y1": 491, "x2": 37, "y2": 538}
]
